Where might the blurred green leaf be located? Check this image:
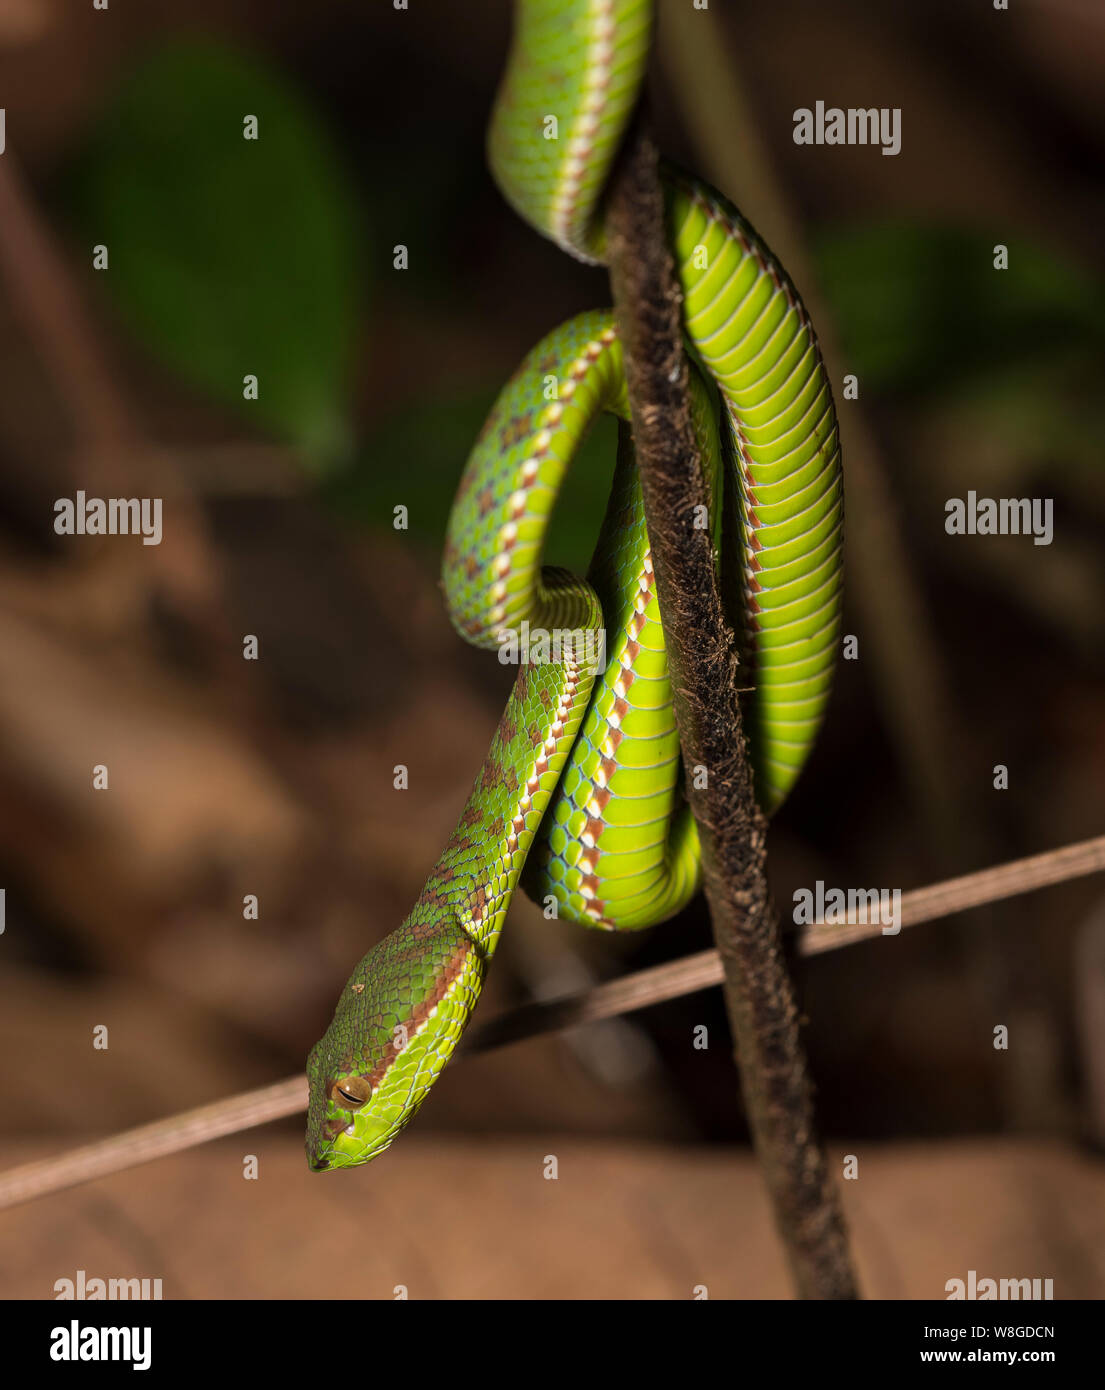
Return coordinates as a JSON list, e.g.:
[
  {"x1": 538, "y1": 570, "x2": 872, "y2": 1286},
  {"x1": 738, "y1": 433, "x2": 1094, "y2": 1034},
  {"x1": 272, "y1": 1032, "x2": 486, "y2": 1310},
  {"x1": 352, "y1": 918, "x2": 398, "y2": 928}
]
[
  {"x1": 325, "y1": 392, "x2": 618, "y2": 575},
  {"x1": 67, "y1": 39, "x2": 361, "y2": 468},
  {"x1": 812, "y1": 221, "x2": 1105, "y2": 394}
]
